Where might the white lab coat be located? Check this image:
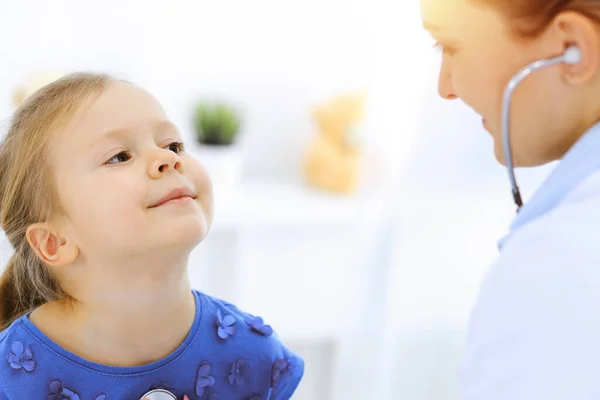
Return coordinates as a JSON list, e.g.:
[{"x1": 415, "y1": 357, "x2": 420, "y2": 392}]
[{"x1": 460, "y1": 124, "x2": 600, "y2": 399}]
